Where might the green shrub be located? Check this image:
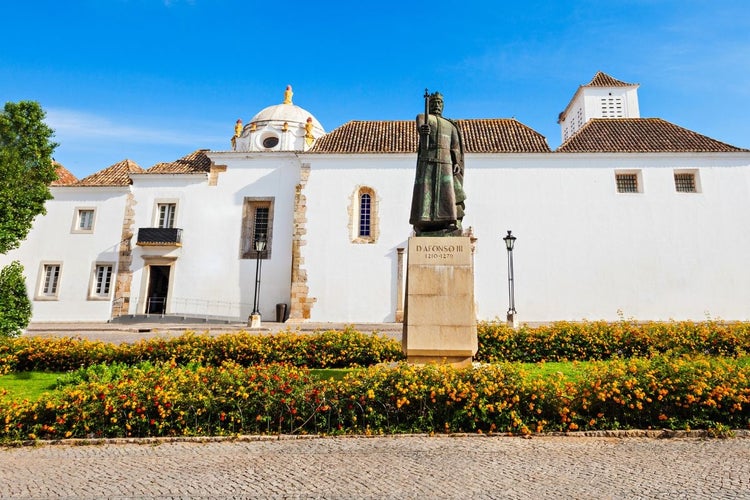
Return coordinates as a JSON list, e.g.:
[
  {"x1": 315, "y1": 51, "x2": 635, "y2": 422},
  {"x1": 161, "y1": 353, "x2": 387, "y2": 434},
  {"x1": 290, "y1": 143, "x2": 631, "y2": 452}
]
[
  {"x1": 0, "y1": 261, "x2": 31, "y2": 338},
  {"x1": 476, "y1": 319, "x2": 750, "y2": 363},
  {"x1": 0, "y1": 329, "x2": 405, "y2": 373}
]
